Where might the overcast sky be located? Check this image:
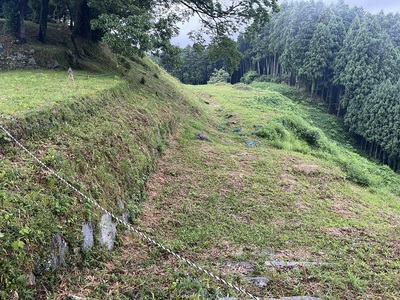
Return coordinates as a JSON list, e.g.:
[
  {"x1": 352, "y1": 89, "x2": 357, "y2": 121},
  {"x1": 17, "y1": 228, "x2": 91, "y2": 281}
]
[
  {"x1": 171, "y1": 0, "x2": 400, "y2": 46},
  {"x1": 324, "y1": 0, "x2": 400, "y2": 13}
]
